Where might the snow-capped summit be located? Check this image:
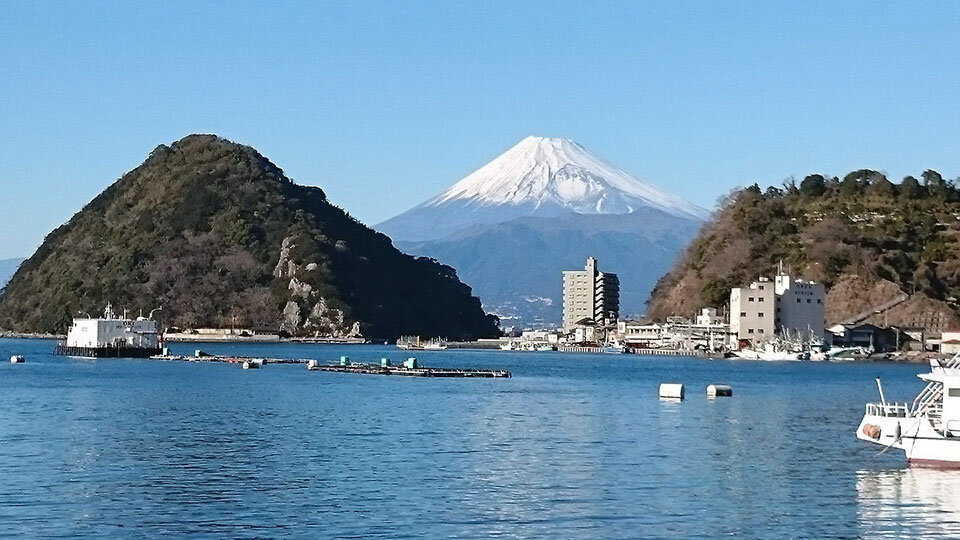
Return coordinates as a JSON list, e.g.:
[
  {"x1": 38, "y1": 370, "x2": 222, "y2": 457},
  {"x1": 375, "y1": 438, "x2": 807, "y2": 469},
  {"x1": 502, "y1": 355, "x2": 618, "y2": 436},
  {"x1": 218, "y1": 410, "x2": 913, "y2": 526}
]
[
  {"x1": 377, "y1": 136, "x2": 707, "y2": 242},
  {"x1": 428, "y1": 136, "x2": 707, "y2": 220}
]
